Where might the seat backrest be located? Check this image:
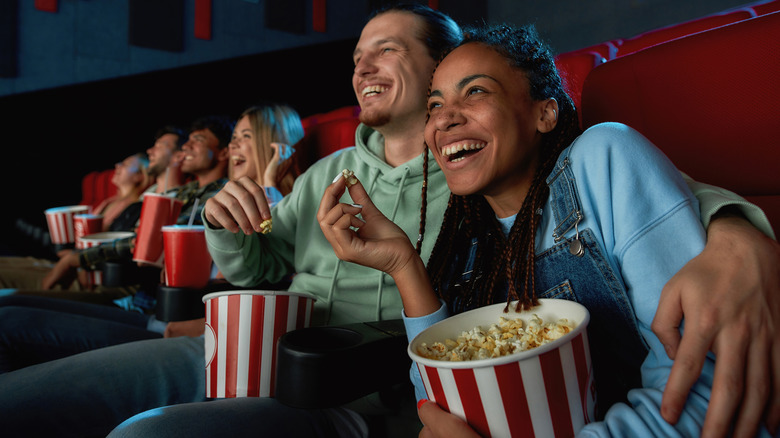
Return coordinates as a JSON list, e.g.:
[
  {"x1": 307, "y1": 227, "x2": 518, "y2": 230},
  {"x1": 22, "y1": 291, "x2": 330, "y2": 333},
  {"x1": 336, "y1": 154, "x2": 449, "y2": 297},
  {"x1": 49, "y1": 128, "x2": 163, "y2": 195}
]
[
  {"x1": 296, "y1": 106, "x2": 361, "y2": 170},
  {"x1": 616, "y1": 9, "x2": 755, "y2": 57},
  {"x1": 80, "y1": 168, "x2": 116, "y2": 212},
  {"x1": 554, "y1": 50, "x2": 606, "y2": 127},
  {"x1": 581, "y1": 12, "x2": 780, "y2": 234},
  {"x1": 751, "y1": 0, "x2": 780, "y2": 15}
]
